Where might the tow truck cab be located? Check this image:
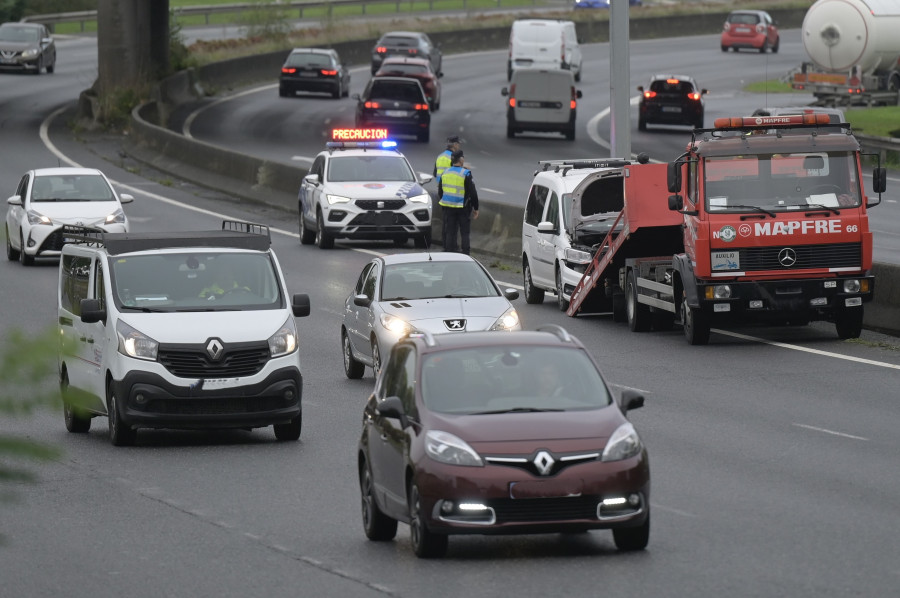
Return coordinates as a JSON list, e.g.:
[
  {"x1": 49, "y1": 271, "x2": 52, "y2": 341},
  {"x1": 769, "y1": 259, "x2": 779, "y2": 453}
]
[{"x1": 667, "y1": 113, "x2": 885, "y2": 337}]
